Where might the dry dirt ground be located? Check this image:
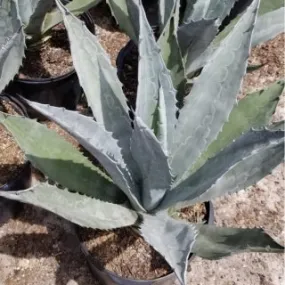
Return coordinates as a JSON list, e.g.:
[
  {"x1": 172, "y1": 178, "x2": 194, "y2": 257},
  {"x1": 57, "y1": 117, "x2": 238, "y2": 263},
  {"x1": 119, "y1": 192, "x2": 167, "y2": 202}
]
[{"x1": 0, "y1": 6, "x2": 284, "y2": 285}]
